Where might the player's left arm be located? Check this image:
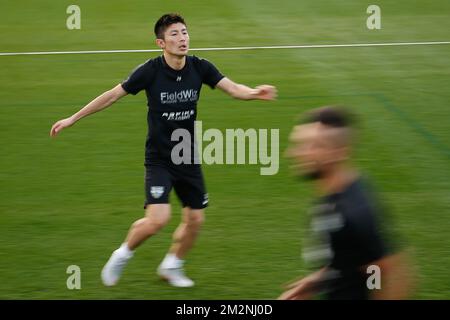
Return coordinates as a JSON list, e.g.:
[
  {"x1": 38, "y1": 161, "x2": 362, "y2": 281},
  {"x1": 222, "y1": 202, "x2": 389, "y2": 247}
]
[
  {"x1": 216, "y1": 77, "x2": 277, "y2": 101},
  {"x1": 278, "y1": 267, "x2": 328, "y2": 300},
  {"x1": 364, "y1": 252, "x2": 416, "y2": 300}
]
